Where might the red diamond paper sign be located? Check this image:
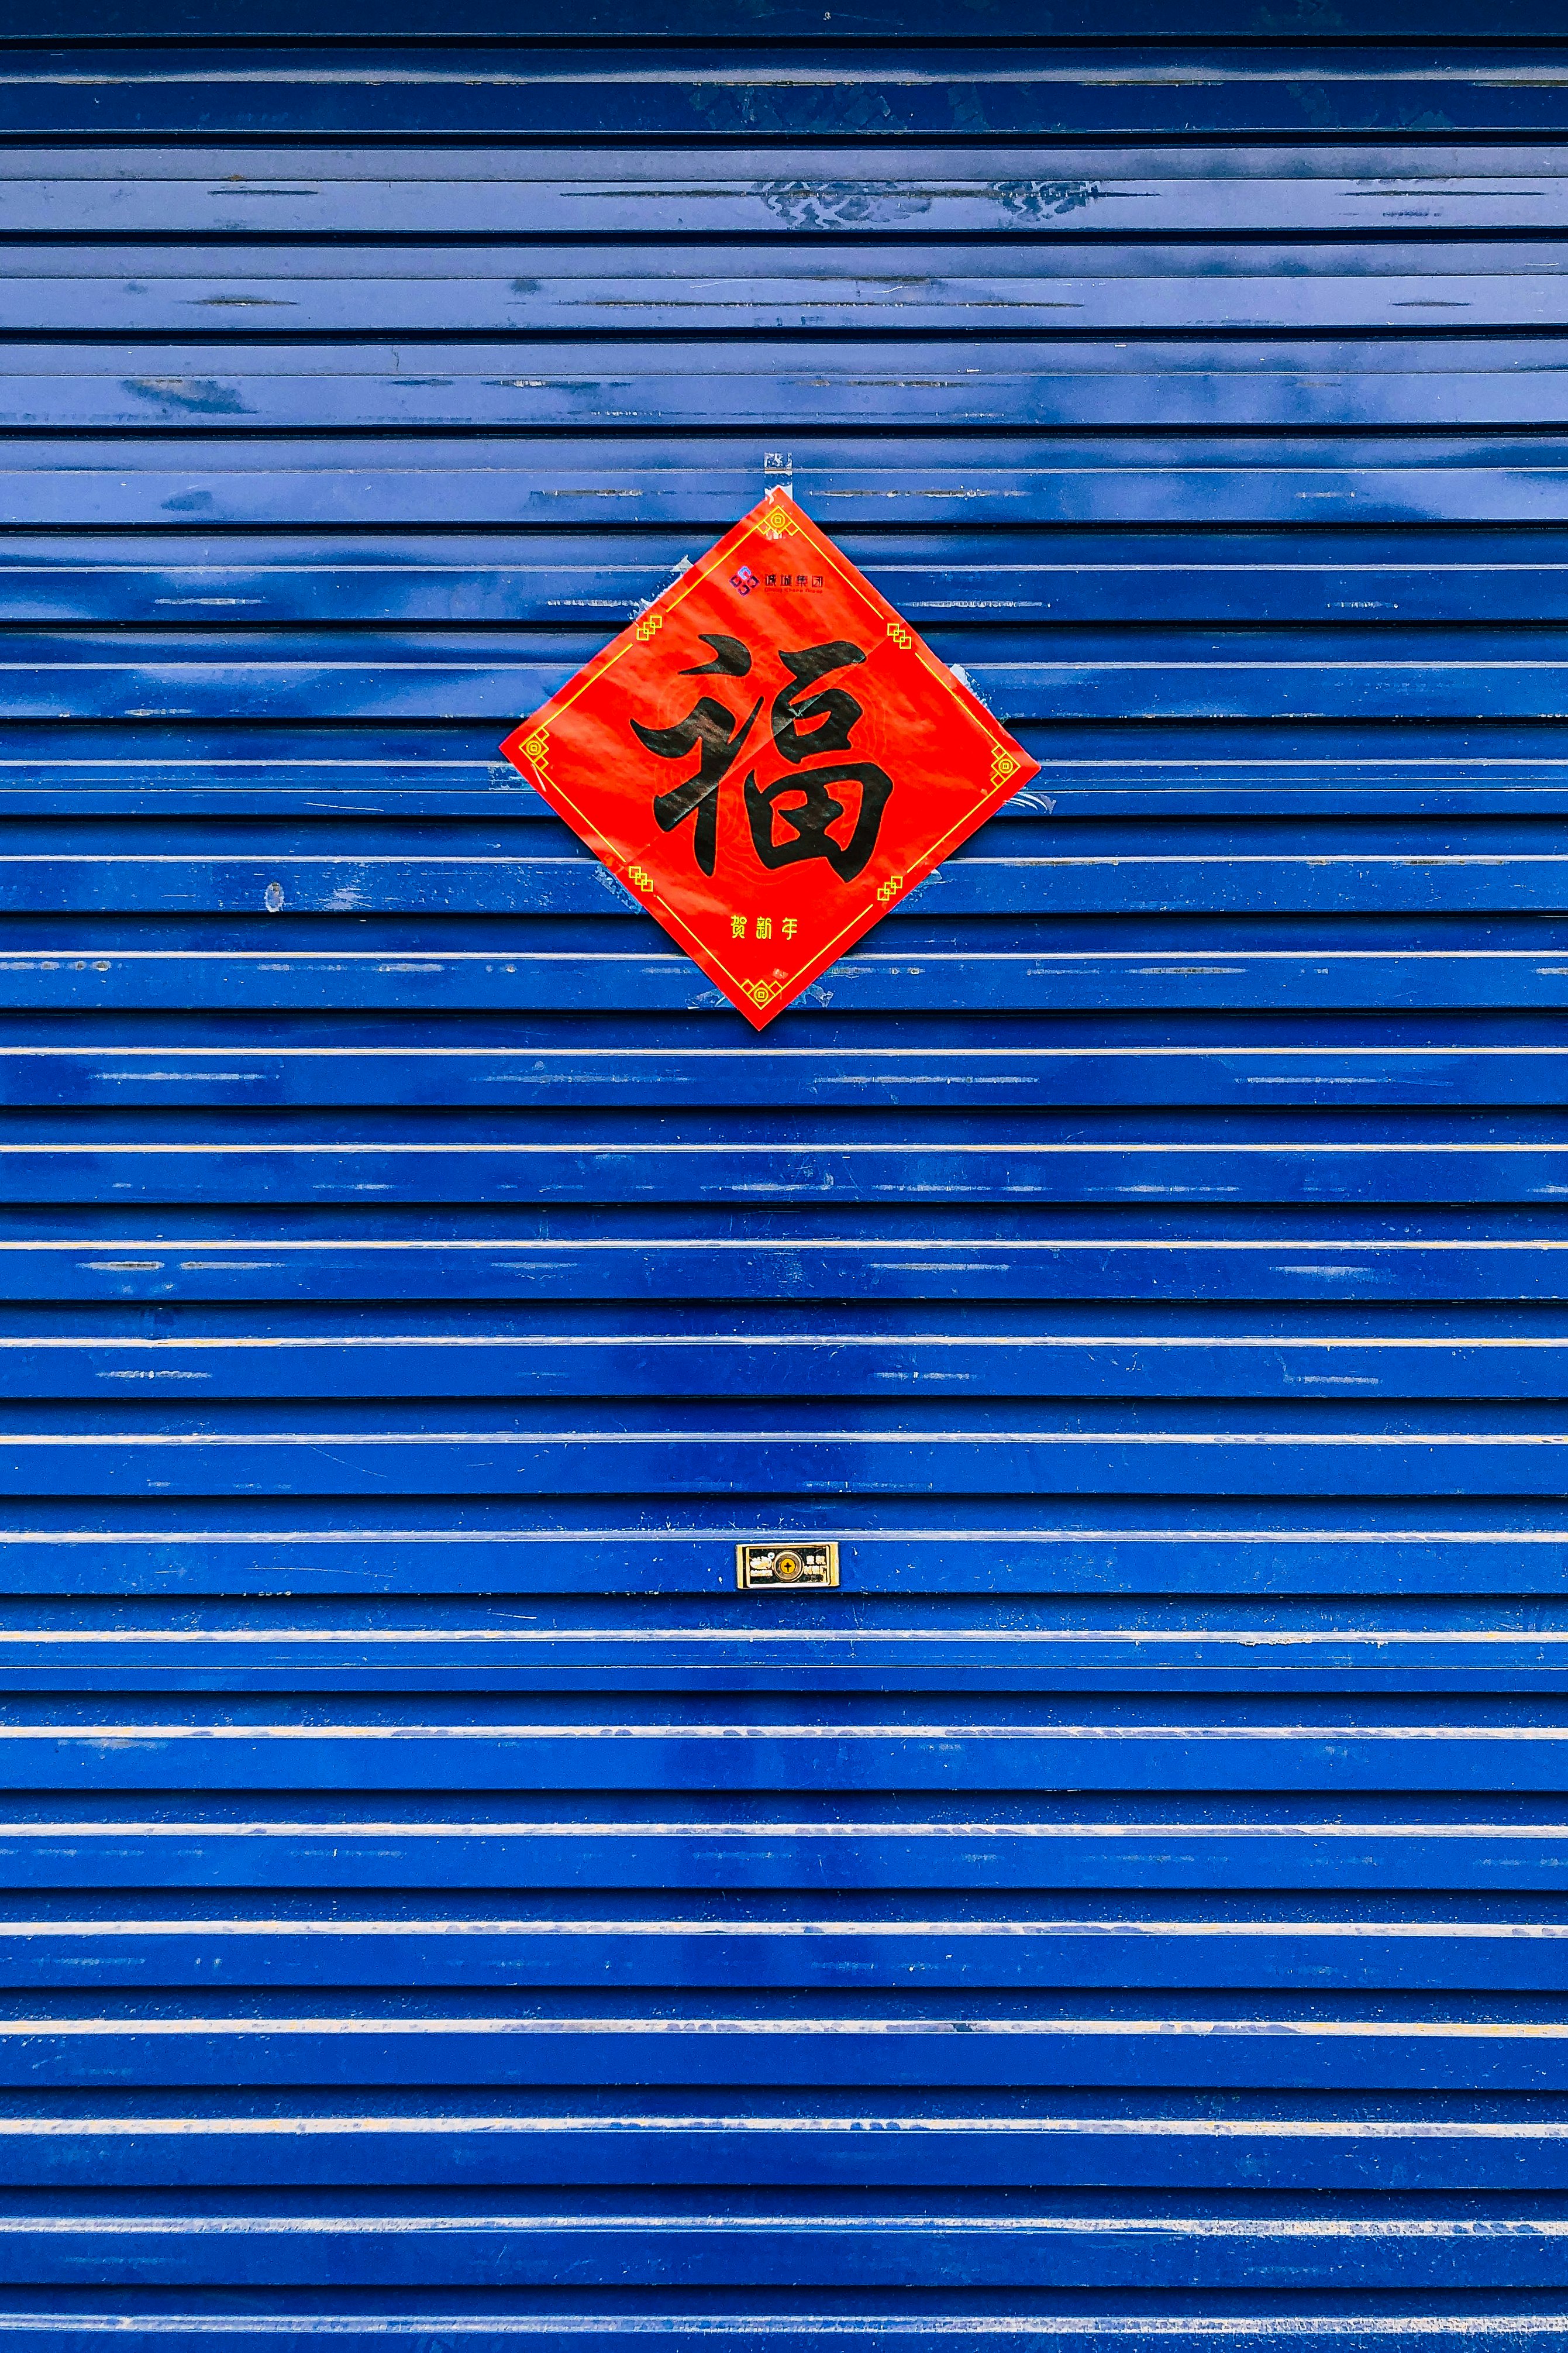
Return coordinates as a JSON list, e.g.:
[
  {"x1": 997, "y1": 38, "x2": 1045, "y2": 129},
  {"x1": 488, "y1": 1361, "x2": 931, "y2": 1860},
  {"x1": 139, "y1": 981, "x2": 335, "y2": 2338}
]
[{"x1": 499, "y1": 489, "x2": 1038, "y2": 1028}]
